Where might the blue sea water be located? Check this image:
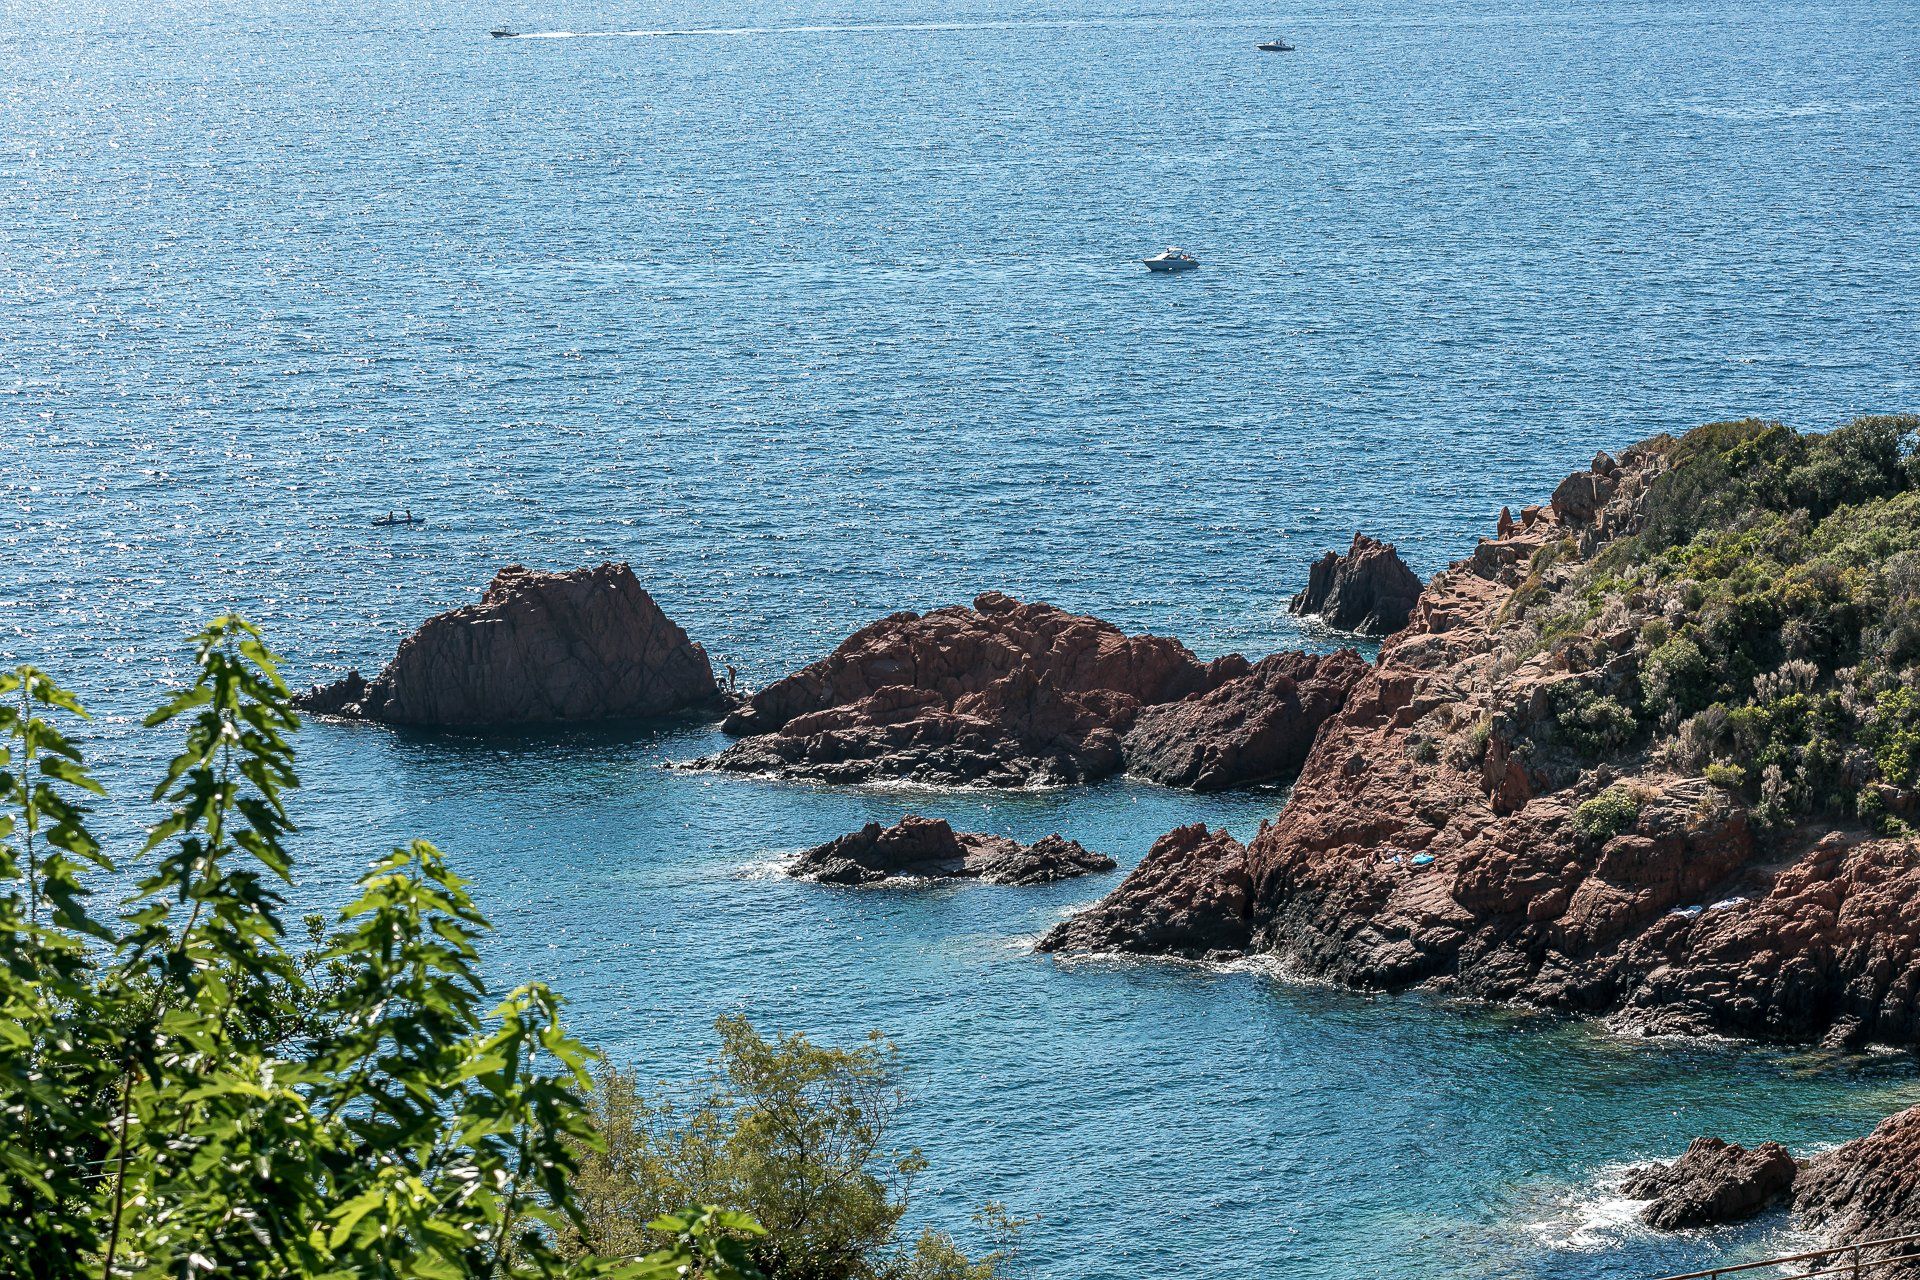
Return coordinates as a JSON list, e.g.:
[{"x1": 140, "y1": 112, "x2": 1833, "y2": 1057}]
[{"x1": 5, "y1": 0, "x2": 1920, "y2": 1274}]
